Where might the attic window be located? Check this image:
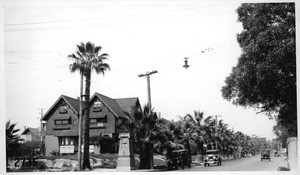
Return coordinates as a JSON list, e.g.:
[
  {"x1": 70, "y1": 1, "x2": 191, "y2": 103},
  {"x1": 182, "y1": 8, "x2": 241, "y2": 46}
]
[
  {"x1": 59, "y1": 101, "x2": 68, "y2": 114},
  {"x1": 93, "y1": 101, "x2": 102, "y2": 112}
]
